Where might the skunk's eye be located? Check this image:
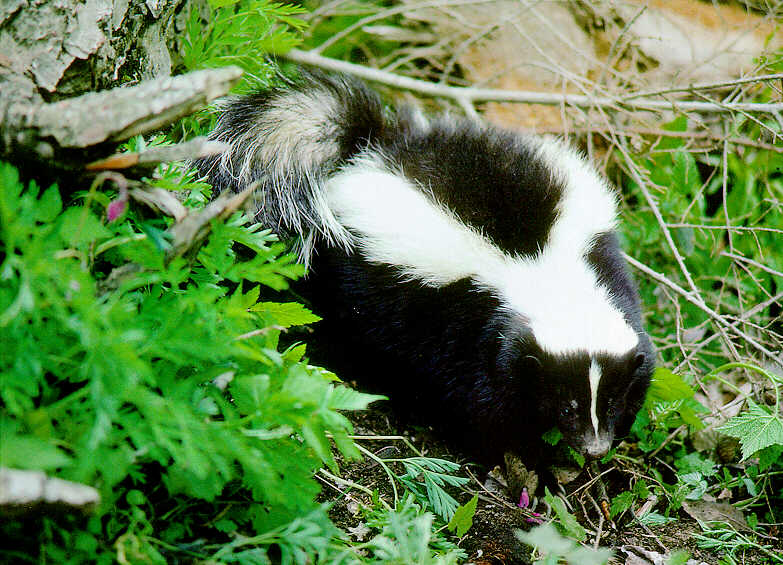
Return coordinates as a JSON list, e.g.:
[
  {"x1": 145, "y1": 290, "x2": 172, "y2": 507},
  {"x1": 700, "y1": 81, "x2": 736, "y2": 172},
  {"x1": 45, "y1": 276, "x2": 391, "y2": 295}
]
[{"x1": 560, "y1": 406, "x2": 572, "y2": 418}]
